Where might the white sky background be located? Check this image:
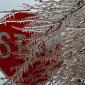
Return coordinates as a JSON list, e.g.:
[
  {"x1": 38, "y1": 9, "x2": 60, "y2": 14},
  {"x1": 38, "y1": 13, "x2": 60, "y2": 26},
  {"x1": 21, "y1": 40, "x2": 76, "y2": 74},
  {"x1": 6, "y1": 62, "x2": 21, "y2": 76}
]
[{"x1": 0, "y1": 0, "x2": 38, "y2": 19}]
